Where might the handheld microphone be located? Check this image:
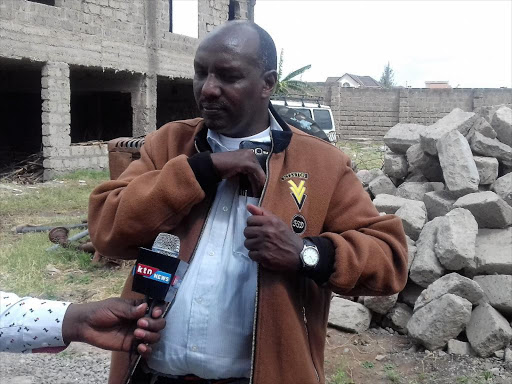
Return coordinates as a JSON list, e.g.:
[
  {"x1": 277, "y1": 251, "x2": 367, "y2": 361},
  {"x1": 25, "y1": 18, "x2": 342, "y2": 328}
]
[{"x1": 125, "y1": 233, "x2": 189, "y2": 384}]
